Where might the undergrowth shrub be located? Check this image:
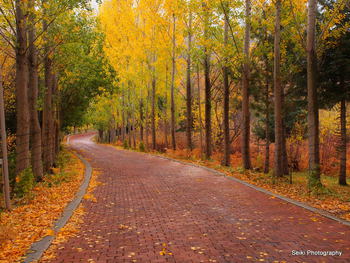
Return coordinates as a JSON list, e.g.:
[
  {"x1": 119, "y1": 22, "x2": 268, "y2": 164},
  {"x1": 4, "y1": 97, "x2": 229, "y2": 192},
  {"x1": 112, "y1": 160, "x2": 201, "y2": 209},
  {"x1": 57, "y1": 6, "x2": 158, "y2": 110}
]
[
  {"x1": 139, "y1": 141, "x2": 145, "y2": 152},
  {"x1": 55, "y1": 150, "x2": 70, "y2": 168},
  {"x1": 123, "y1": 140, "x2": 129, "y2": 149},
  {"x1": 44, "y1": 172, "x2": 71, "y2": 187},
  {"x1": 44, "y1": 150, "x2": 73, "y2": 187},
  {"x1": 8, "y1": 152, "x2": 17, "y2": 192},
  {"x1": 14, "y1": 167, "x2": 34, "y2": 198}
]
